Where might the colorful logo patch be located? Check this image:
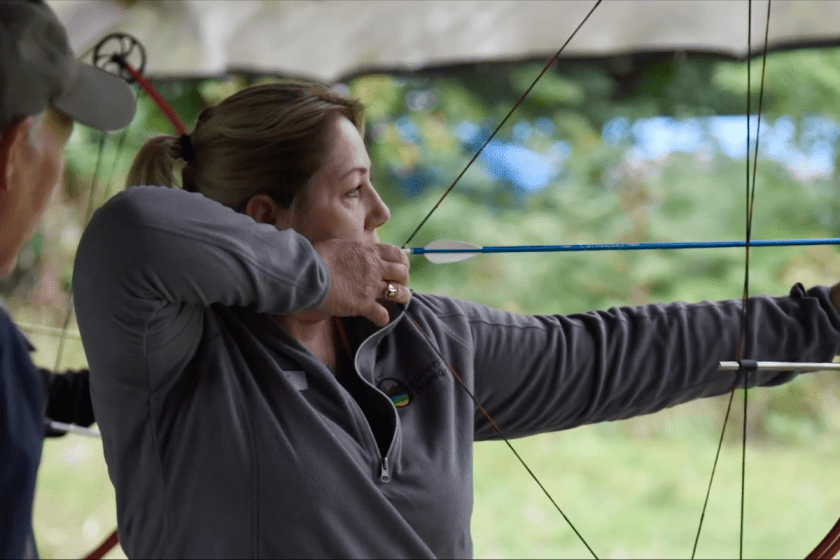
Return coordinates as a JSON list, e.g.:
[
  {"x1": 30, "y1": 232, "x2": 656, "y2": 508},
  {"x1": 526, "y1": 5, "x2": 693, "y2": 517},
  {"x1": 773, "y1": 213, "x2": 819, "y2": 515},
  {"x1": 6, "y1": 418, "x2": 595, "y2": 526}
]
[{"x1": 377, "y1": 378, "x2": 412, "y2": 408}]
